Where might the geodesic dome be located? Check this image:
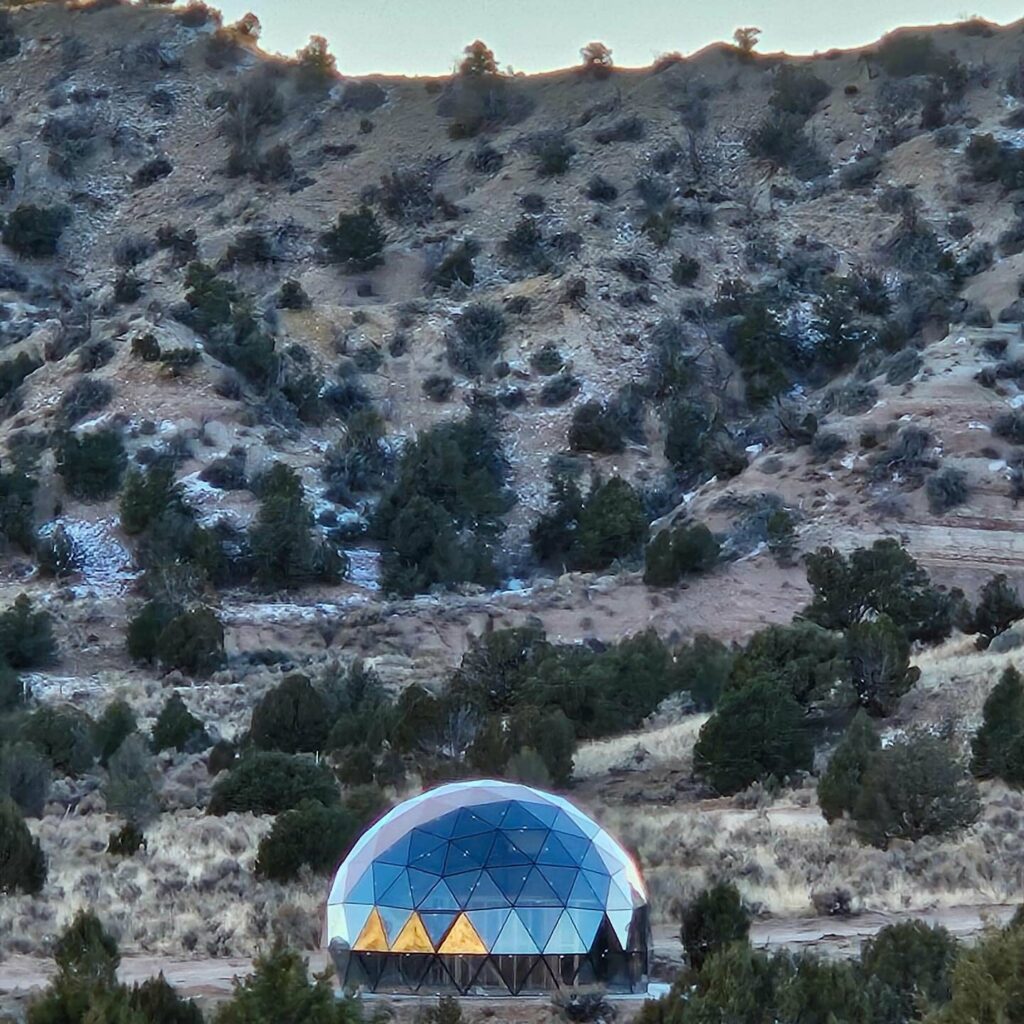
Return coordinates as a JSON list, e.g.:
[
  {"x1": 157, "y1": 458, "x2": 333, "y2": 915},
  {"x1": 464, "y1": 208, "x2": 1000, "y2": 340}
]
[{"x1": 323, "y1": 779, "x2": 649, "y2": 995}]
